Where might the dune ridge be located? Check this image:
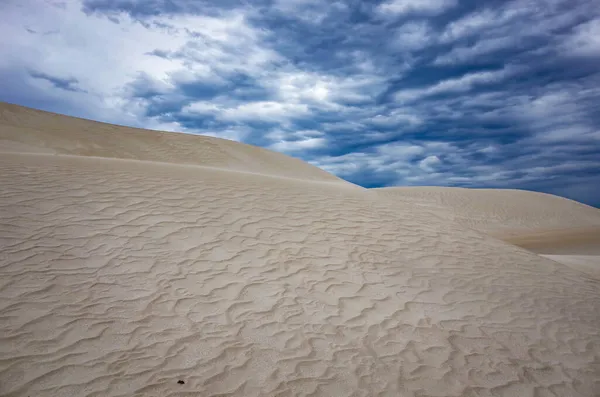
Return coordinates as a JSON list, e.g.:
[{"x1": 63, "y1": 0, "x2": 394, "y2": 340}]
[{"x1": 1, "y1": 102, "x2": 600, "y2": 396}]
